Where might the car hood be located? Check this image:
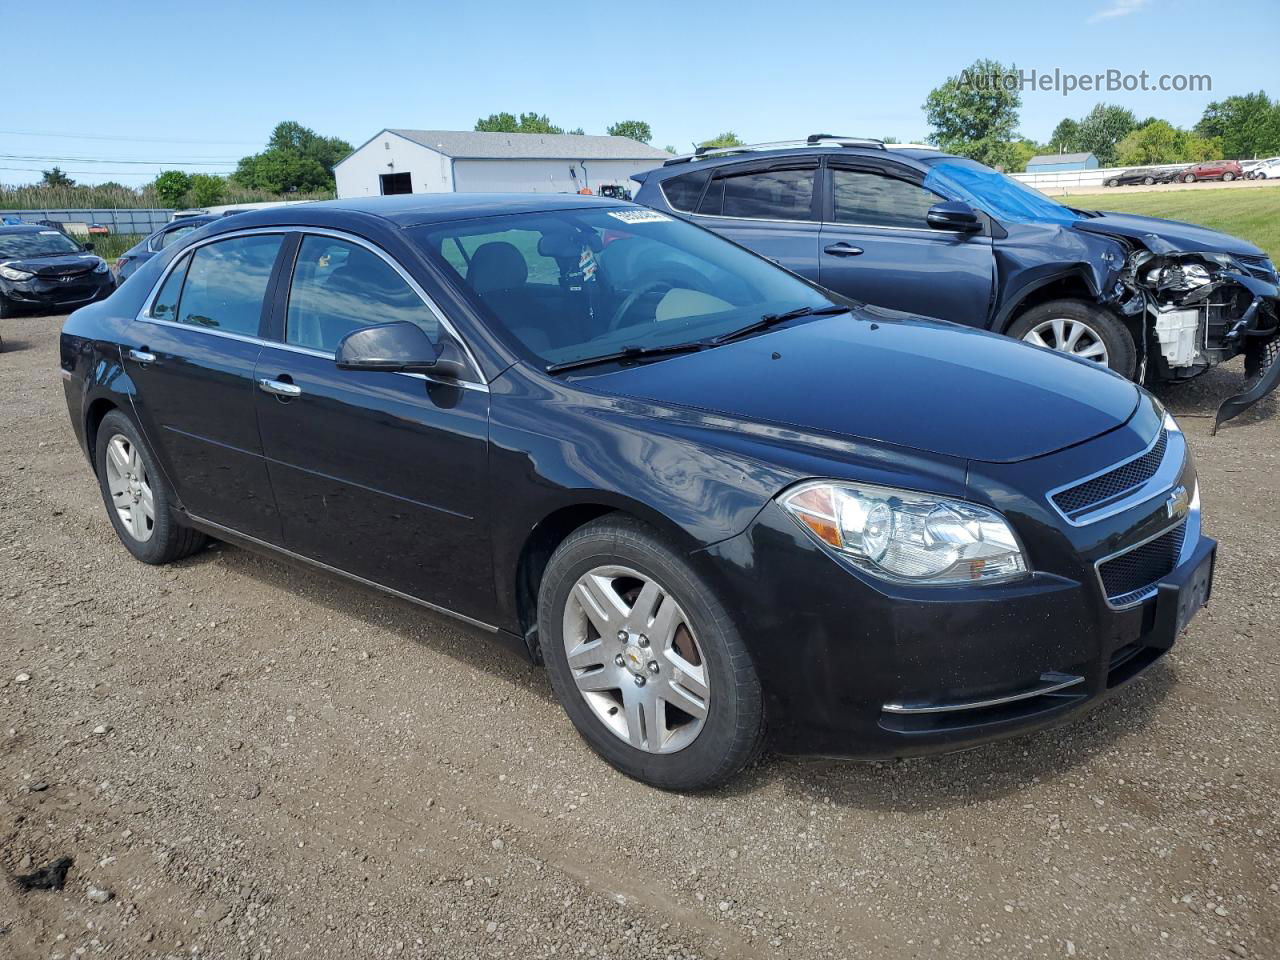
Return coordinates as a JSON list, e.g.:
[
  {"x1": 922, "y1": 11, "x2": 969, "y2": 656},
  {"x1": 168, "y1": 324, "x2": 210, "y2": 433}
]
[
  {"x1": 1073, "y1": 212, "x2": 1264, "y2": 257},
  {"x1": 586, "y1": 308, "x2": 1140, "y2": 464},
  {"x1": 0, "y1": 252, "x2": 103, "y2": 277}
]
